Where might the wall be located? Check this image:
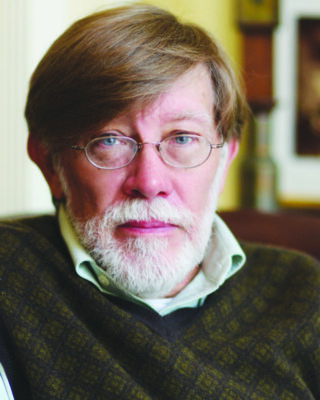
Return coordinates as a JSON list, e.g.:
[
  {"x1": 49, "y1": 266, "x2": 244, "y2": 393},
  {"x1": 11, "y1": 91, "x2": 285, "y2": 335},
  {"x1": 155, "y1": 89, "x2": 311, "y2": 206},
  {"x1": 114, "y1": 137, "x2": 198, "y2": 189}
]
[{"x1": 0, "y1": 0, "x2": 242, "y2": 216}]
